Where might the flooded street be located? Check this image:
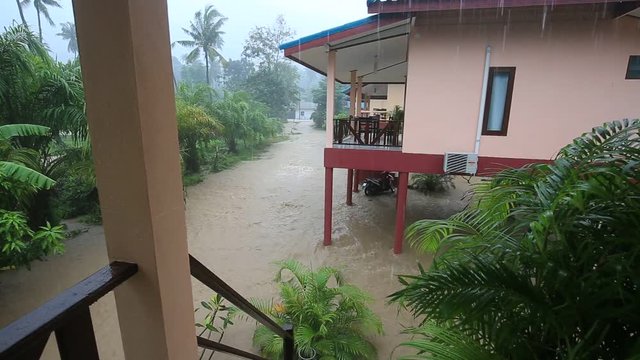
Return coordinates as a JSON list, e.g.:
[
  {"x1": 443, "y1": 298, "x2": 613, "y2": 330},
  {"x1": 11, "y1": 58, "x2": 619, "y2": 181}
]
[{"x1": 0, "y1": 121, "x2": 470, "y2": 359}]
